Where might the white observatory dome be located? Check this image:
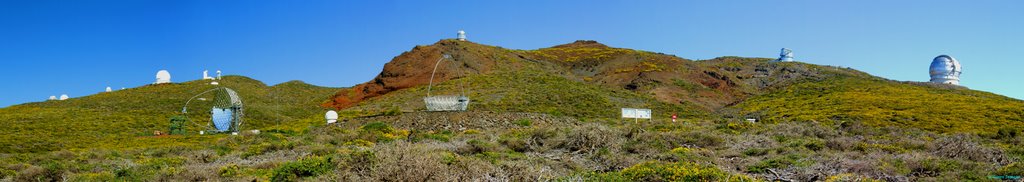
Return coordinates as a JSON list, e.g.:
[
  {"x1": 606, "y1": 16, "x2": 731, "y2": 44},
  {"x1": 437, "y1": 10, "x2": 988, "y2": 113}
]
[
  {"x1": 105, "y1": 87, "x2": 112, "y2": 92},
  {"x1": 155, "y1": 70, "x2": 172, "y2": 84},
  {"x1": 457, "y1": 30, "x2": 466, "y2": 41},
  {"x1": 48, "y1": 96, "x2": 57, "y2": 100},
  {"x1": 929, "y1": 55, "x2": 961, "y2": 85},
  {"x1": 325, "y1": 110, "x2": 339, "y2": 124},
  {"x1": 59, "y1": 94, "x2": 69, "y2": 100}
]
